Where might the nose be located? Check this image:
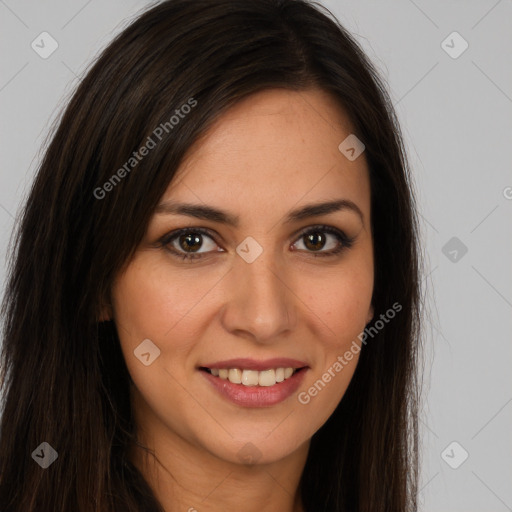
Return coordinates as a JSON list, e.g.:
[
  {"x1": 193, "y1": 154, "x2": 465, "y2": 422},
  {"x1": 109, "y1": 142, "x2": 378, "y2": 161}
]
[{"x1": 220, "y1": 247, "x2": 296, "y2": 344}]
